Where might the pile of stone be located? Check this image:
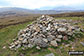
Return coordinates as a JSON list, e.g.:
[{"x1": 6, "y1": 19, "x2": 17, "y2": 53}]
[{"x1": 9, "y1": 15, "x2": 83, "y2": 50}]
